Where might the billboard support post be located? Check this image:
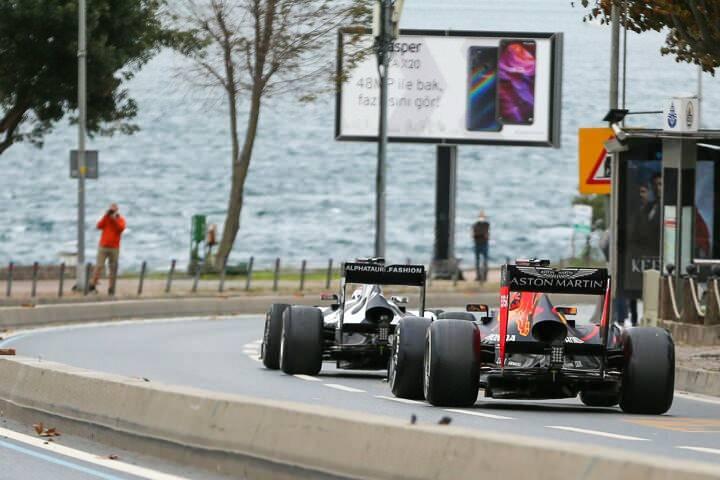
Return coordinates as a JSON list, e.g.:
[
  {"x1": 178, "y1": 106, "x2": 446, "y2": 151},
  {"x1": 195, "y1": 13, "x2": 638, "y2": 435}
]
[
  {"x1": 431, "y1": 145, "x2": 458, "y2": 279},
  {"x1": 373, "y1": 0, "x2": 394, "y2": 259}
]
